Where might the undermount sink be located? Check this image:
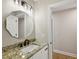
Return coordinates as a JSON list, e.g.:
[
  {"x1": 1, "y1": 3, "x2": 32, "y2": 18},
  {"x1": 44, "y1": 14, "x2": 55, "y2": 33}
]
[{"x1": 20, "y1": 44, "x2": 39, "y2": 54}]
